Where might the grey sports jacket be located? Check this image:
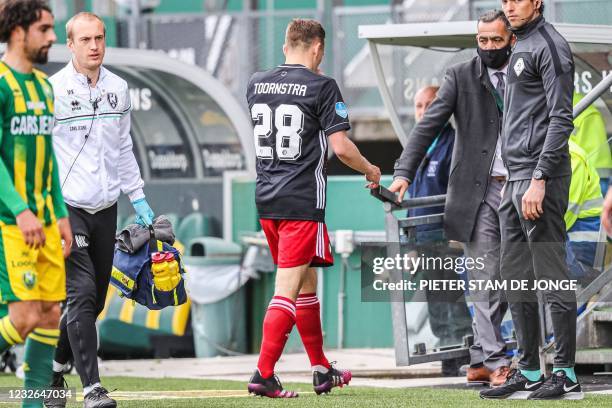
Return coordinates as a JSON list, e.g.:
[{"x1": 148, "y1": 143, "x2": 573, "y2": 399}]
[{"x1": 502, "y1": 15, "x2": 574, "y2": 181}]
